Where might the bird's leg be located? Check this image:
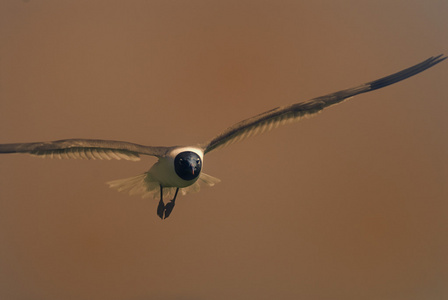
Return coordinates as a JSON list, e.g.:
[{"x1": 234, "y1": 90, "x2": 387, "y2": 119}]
[
  {"x1": 163, "y1": 188, "x2": 179, "y2": 219},
  {"x1": 156, "y1": 185, "x2": 165, "y2": 219}
]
